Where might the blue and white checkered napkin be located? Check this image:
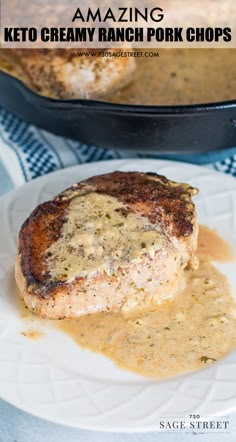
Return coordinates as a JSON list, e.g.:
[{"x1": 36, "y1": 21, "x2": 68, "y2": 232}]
[
  {"x1": 1, "y1": 105, "x2": 236, "y2": 442},
  {"x1": 0, "y1": 105, "x2": 236, "y2": 194}
]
